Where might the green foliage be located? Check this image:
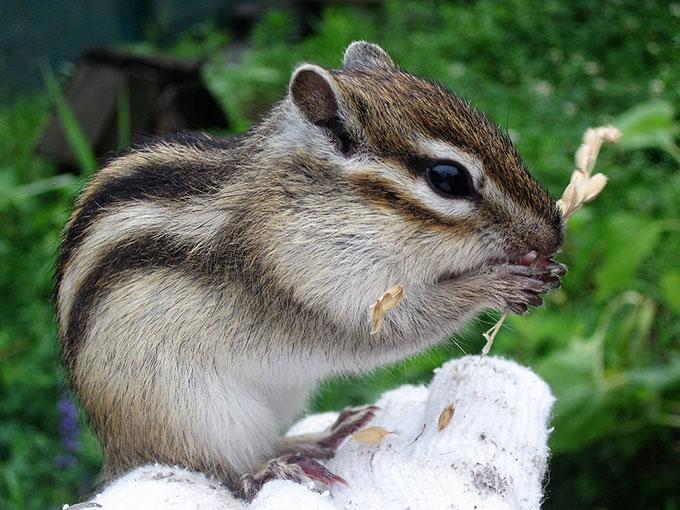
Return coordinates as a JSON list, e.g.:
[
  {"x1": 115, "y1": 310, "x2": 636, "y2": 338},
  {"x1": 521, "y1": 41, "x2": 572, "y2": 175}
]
[
  {"x1": 614, "y1": 99, "x2": 680, "y2": 163},
  {"x1": 594, "y1": 214, "x2": 662, "y2": 300},
  {"x1": 0, "y1": 97, "x2": 101, "y2": 510},
  {"x1": 117, "y1": 83, "x2": 131, "y2": 149},
  {"x1": 532, "y1": 292, "x2": 680, "y2": 451},
  {"x1": 1, "y1": 1, "x2": 679, "y2": 508},
  {"x1": 661, "y1": 270, "x2": 680, "y2": 316},
  {"x1": 41, "y1": 65, "x2": 97, "y2": 175}
]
